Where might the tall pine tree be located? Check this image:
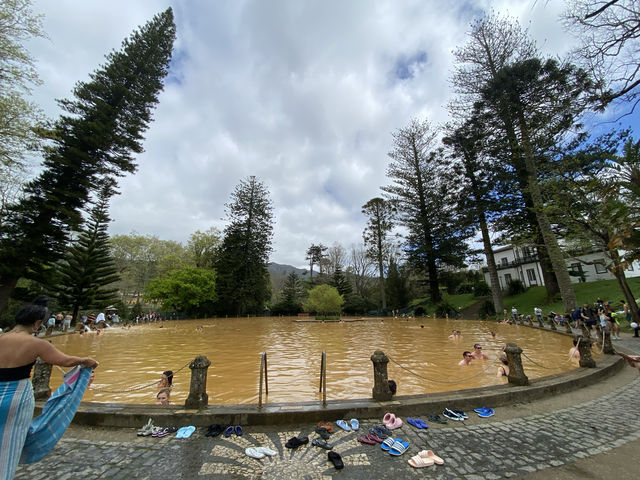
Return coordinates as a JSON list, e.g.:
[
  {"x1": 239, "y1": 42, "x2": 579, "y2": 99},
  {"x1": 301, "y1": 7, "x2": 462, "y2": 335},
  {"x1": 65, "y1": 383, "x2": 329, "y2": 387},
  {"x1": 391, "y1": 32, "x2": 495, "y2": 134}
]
[
  {"x1": 214, "y1": 176, "x2": 274, "y2": 316},
  {"x1": 54, "y1": 182, "x2": 120, "y2": 321},
  {"x1": 0, "y1": 8, "x2": 175, "y2": 314}
]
